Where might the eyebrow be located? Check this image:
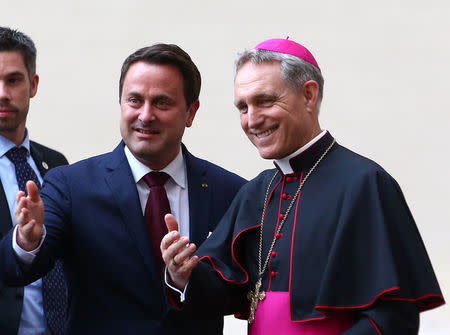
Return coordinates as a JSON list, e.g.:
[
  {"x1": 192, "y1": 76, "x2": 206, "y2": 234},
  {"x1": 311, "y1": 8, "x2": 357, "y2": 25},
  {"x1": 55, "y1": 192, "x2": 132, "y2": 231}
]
[
  {"x1": 6, "y1": 71, "x2": 26, "y2": 78},
  {"x1": 234, "y1": 92, "x2": 277, "y2": 106},
  {"x1": 125, "y1": 91, "x2": 144, "y2": 99},
  {"x1": 152, "y1": 94, "x2": 173, "y2": 102}
]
